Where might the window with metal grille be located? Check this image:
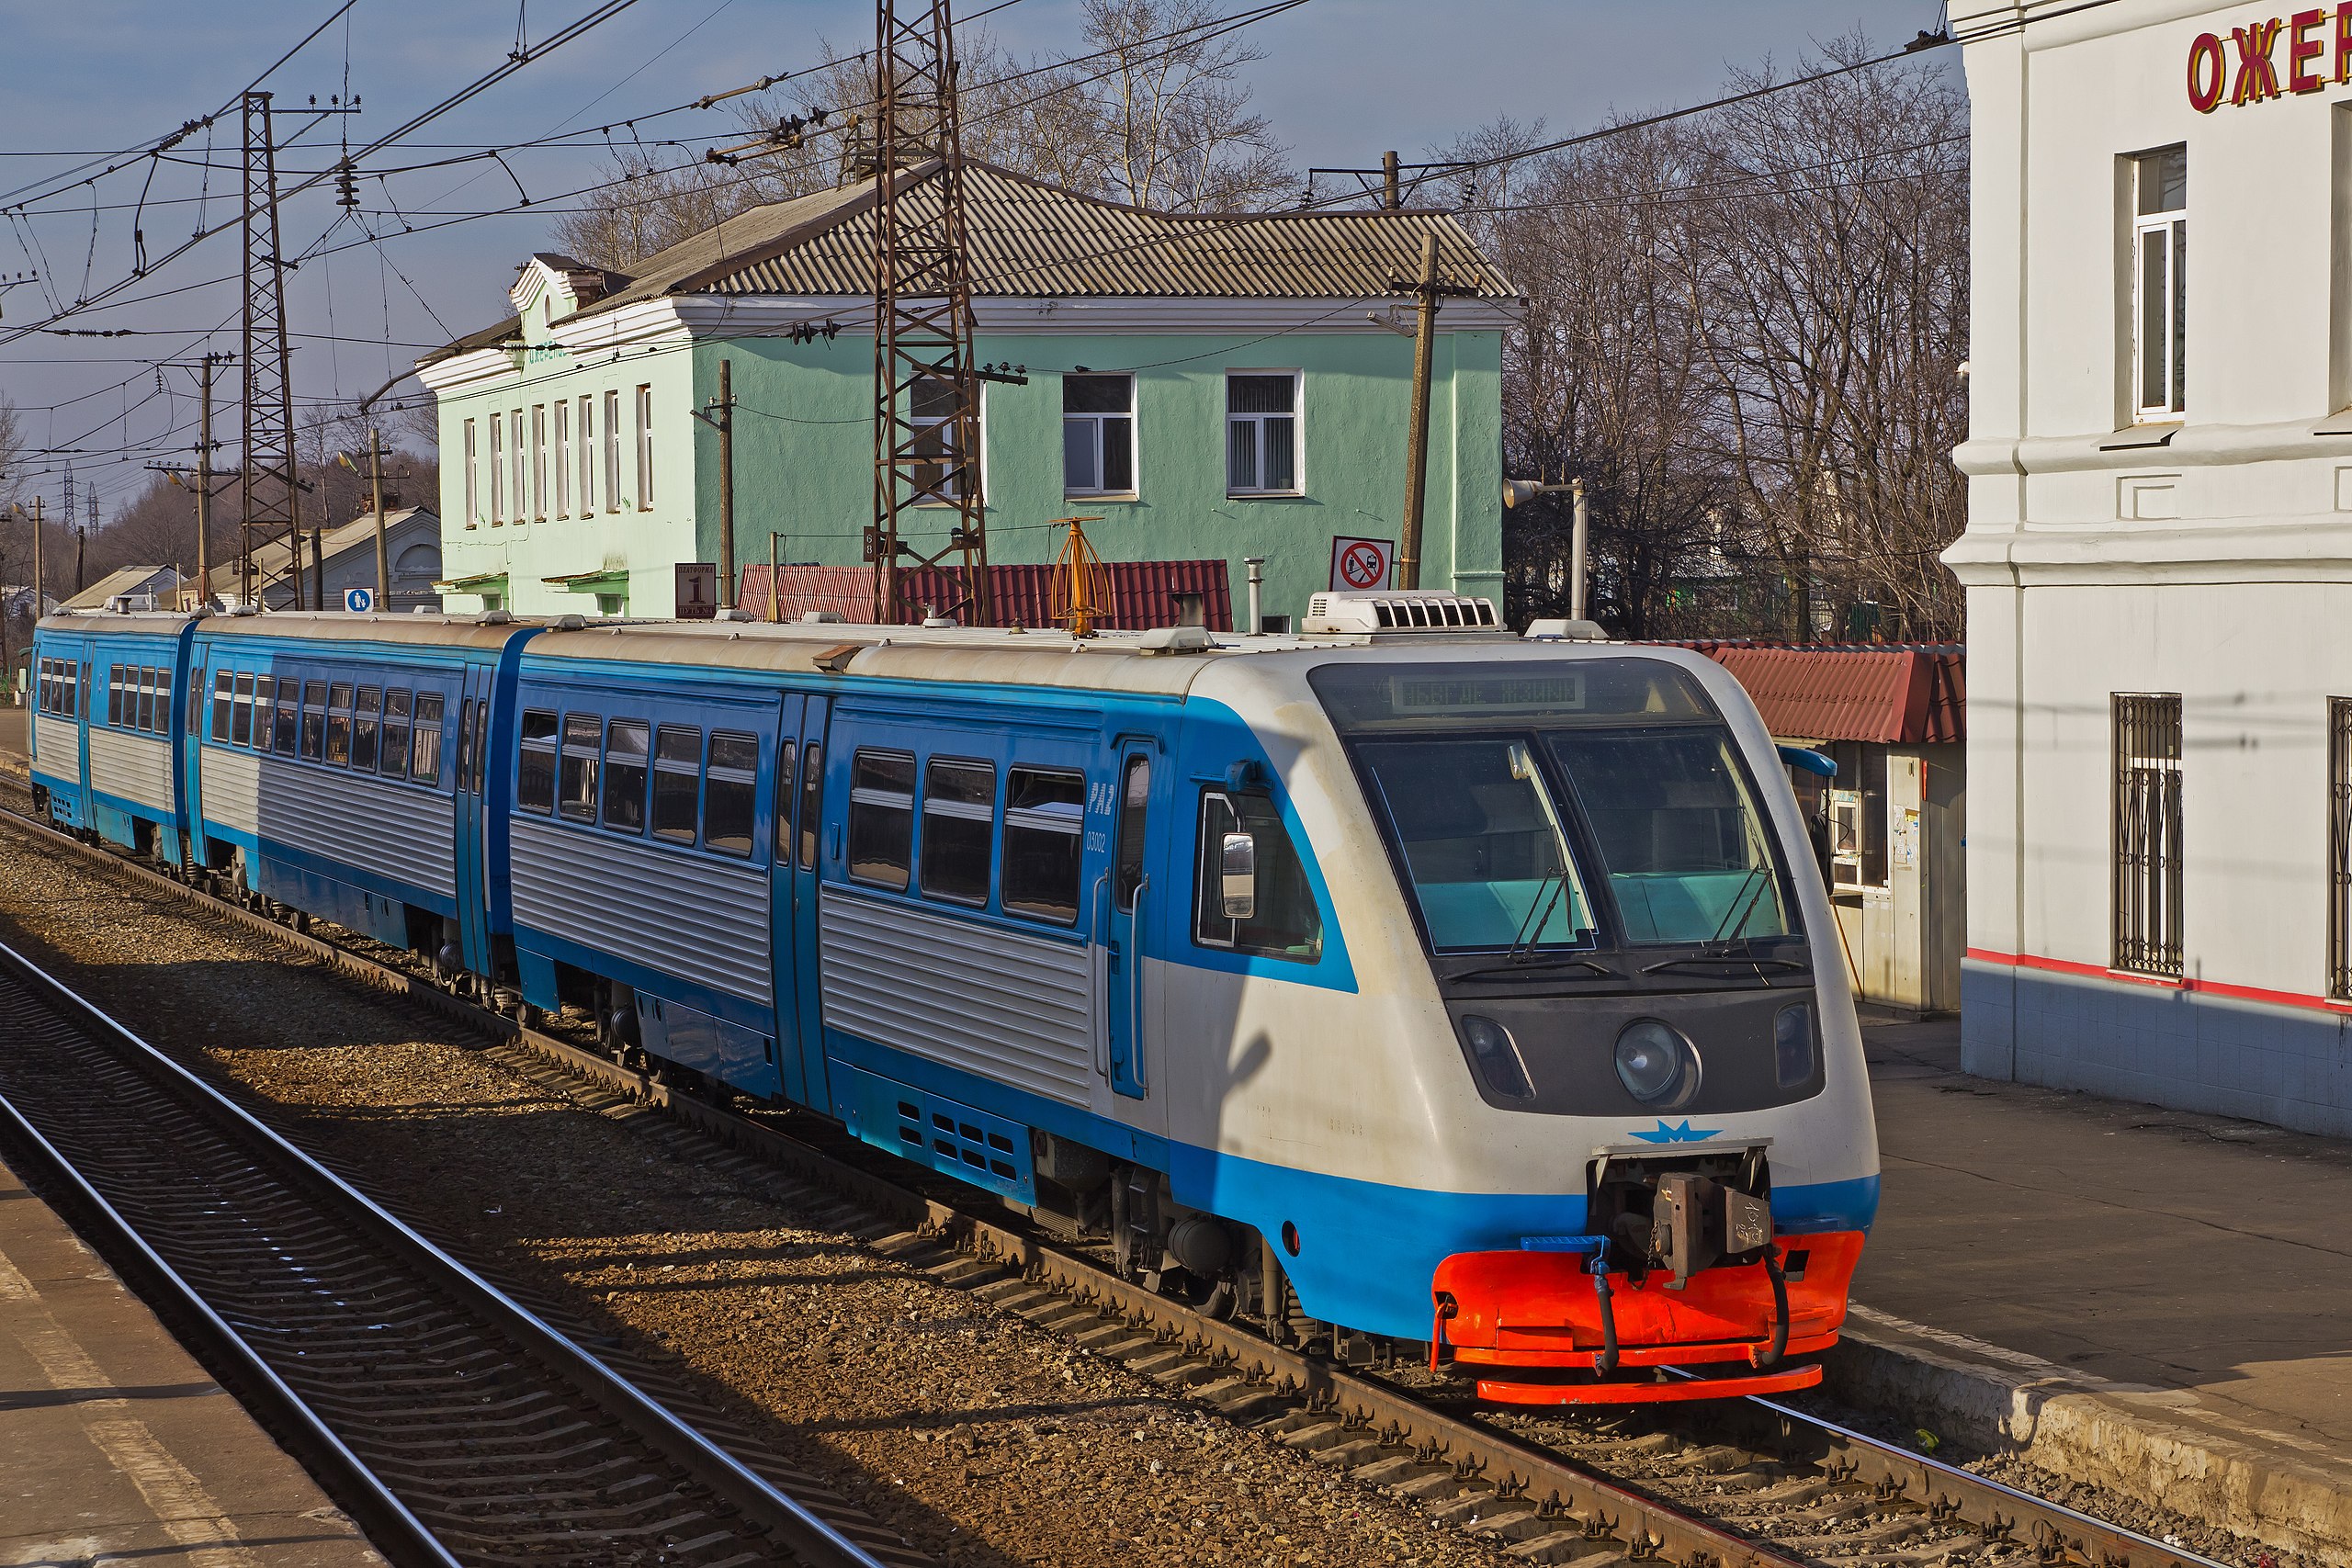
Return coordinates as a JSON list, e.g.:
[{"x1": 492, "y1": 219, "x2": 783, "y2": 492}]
[
  {"x1": 2113, "y1": 694, "x2": 2183, "y2": 976},
  {"x1": 2330, "y1": 699, "x2": 2352, "y2": 998}
]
